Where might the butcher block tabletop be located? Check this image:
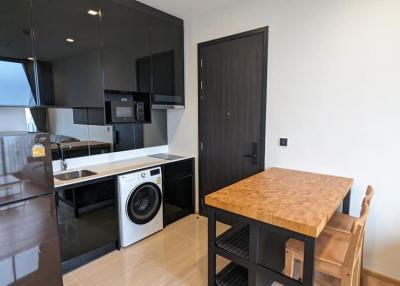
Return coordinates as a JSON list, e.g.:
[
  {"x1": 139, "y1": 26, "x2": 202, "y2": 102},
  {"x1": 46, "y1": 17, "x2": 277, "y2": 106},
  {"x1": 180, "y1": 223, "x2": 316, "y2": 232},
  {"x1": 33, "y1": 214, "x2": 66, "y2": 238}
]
[{"x1": 205, "y1": 167, "x2": 353, "y2": 237}]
